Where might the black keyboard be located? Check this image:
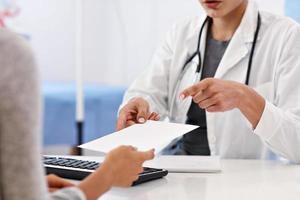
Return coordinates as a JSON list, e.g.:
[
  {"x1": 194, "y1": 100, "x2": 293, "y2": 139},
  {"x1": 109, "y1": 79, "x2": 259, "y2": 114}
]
[{"x1": 43, "y1": 156, "x2": 168, "y2": 186}]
